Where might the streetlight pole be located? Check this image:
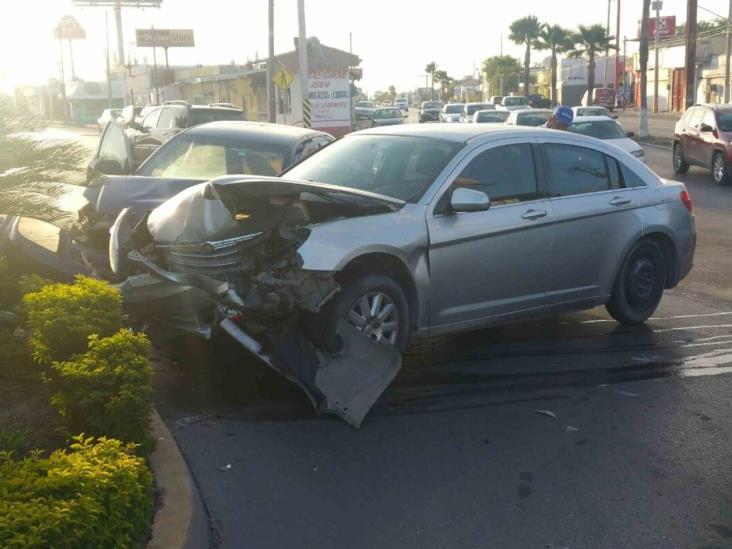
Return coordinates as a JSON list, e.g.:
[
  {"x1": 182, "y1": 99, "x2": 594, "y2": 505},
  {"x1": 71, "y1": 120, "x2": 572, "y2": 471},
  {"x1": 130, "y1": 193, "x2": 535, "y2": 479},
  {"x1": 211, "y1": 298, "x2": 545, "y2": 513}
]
[
  {"x1": 685, "y1": 0, "x2": 698, "y2": 109},
  {"x1": 268, "y1": 0, "x2": 276, "y2": 122},
  {"x1": 604, "y1": 0, "x2": 612, "y2": 87},
  {"x1": 297, "y1": 0, "x2": 310, "y2": 127},
  {"x1": 653, "y1": 1, "x2": 662, "y2": 113}
]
